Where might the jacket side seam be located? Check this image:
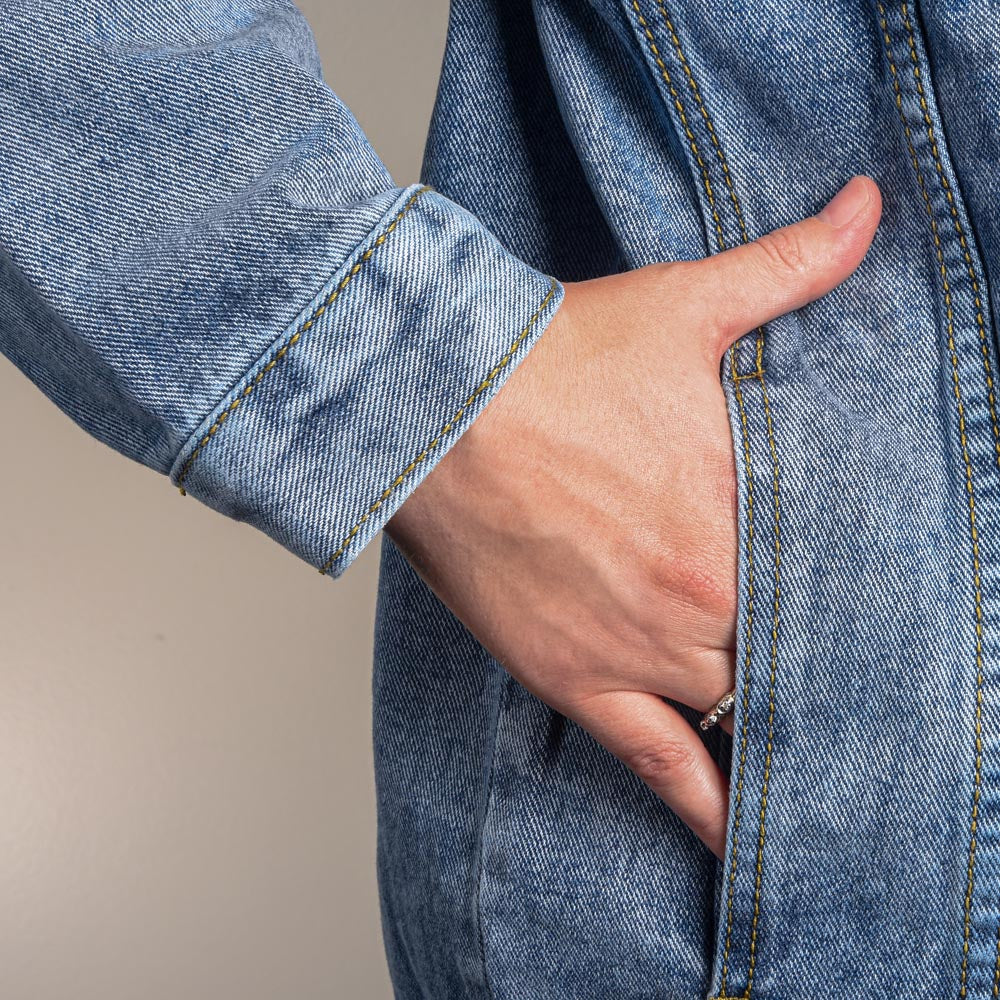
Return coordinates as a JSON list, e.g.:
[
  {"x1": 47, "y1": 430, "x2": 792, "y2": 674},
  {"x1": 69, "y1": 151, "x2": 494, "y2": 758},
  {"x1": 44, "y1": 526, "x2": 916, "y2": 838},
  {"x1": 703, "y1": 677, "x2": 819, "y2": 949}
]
[
  {"x1": 900, "y1": 4, "x2": 1000, "y2": 993},
  {"x1": 632, "y1": 4, "x2": 777, "y2": 998},
  {"x1": 650, "y1": 6, "x2": 784, "y2": 998},
  {"x1": 173, "y1": 184, "x2": 433, "y2": 493},
  {"x1": 900, "y1": 10, "x2": 1000, "y2": 992},
  {"x1": 898, "y1": 4, "x2": 1000, "y2": 993},
  {"x1": 651, "y1": 5, "x2": 771, "y2": 996},
  {"x1": 876, "y1": 5, "x2": 988, "y2": 996},
  {"x1": 317, "y1": 275, "x2": 559, "y2": 575},
  {"x1": 899, "y1": 2, "x2": 1000, "y2": 471},
  {"x1": 747, "y1": 315, "x2": 783, "y2": 1000}
]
